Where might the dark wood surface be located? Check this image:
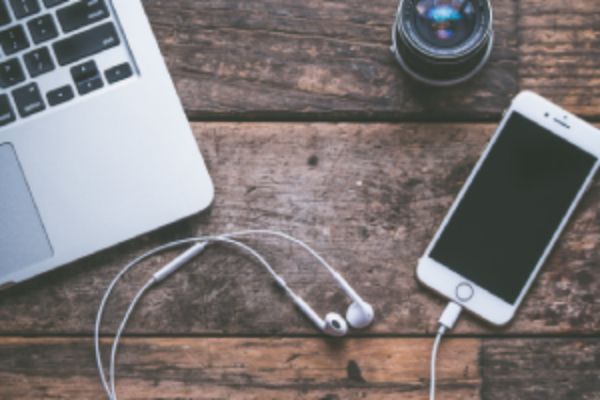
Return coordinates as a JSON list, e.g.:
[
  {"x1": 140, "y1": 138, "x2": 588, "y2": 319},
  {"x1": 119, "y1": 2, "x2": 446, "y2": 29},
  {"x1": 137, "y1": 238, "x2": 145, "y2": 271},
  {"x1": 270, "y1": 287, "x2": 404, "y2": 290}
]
[
  {"x1": 142, "y1": 0, "x2": 600, "y2": 121},
  {"x1": 2, "y1": 0, "x2": 600, "y2": 399},
  {"x1": 1, "y1": 338, "x2": 599, "y2": 399},
  {"x1": 144, "y1": 0, "x2": 519, "y2": 120},
  {"x1": 2, "y1": 123, "x2": 600, "y2": 336}
]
